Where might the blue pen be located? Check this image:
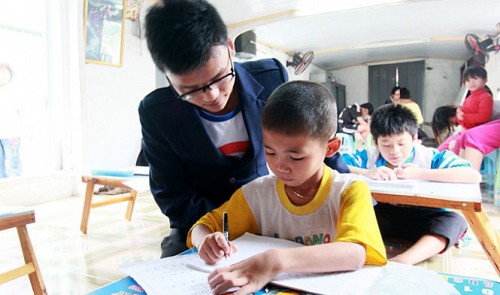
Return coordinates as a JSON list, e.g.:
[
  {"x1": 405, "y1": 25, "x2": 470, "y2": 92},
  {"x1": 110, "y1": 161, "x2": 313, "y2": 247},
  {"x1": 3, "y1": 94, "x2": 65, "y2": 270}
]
[{"x1": 223, "y1": 212, "x2": 229, "y2": 259}]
